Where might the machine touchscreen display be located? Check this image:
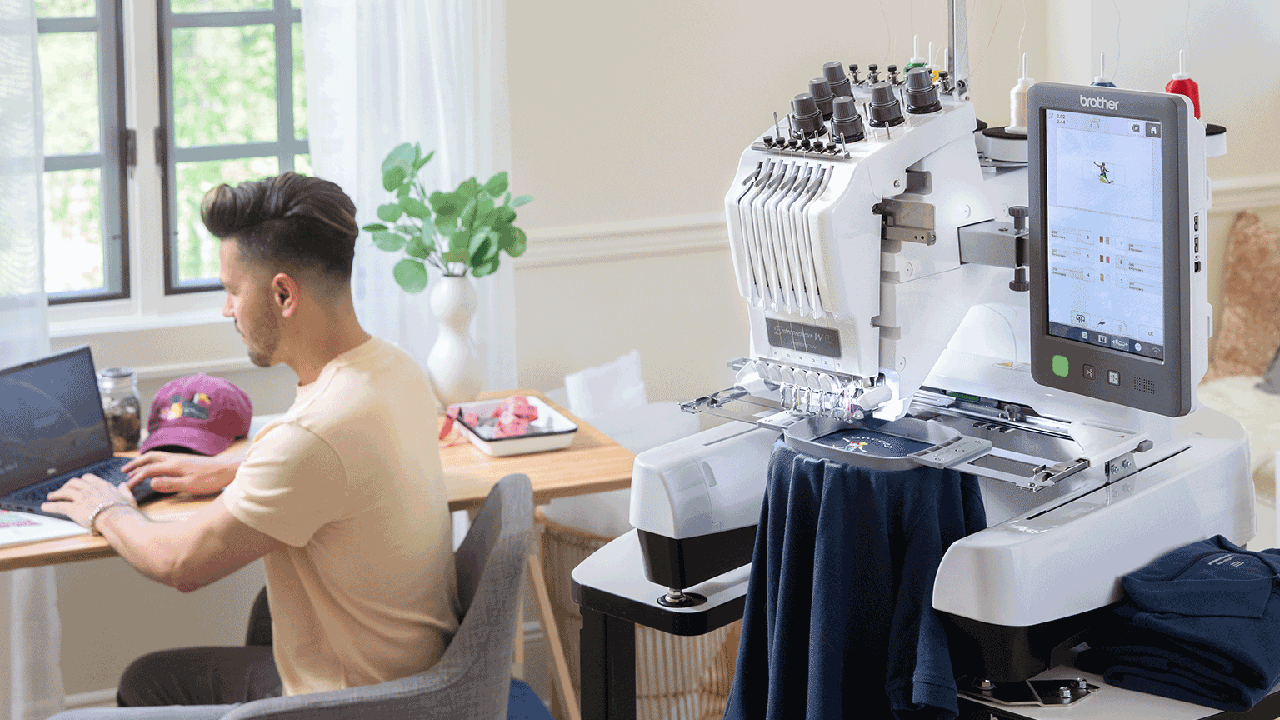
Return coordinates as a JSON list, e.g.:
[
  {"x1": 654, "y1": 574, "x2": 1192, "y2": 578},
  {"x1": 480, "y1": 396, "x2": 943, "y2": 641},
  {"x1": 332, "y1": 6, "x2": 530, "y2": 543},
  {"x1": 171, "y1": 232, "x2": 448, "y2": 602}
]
[{"x1": 1044, "y1": 109, "x2": 1165, "y2": 363}]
